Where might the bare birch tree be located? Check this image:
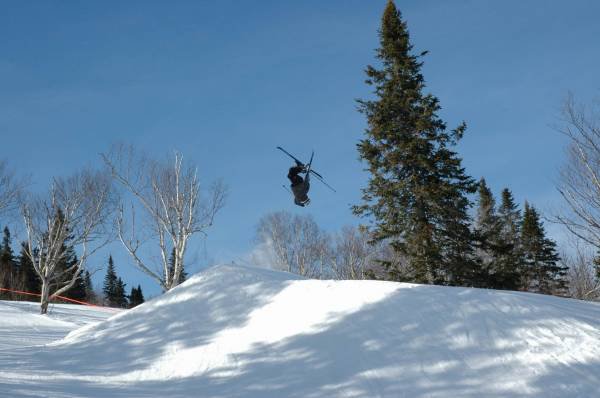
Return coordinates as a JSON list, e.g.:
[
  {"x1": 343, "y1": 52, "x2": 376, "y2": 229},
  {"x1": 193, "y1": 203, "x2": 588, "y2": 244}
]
[
  {"x1": 255, "y1": 211, "x2": 330, "y2": 278},
  {"x1": 0, "y1": 160, "x2": 23, "y2": 218},
  {"x1": 562, "y1": 244, "x2": 600, "y2": 301},
  {"x1": 21, "y1": 170, "x2": 115, "y2": 314},
  {"x1": 102, "y1": 146, "x2": 226, "y2": 291},
  {"x1": 556, "y1": 95, "x2": 600, "y2": 247},
  {"x1": 330, "y1": 226, "x2": 378, "y2": 280},
  {"x1": 331, "y1": 226, "x2": 411, "y2": 281}
]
